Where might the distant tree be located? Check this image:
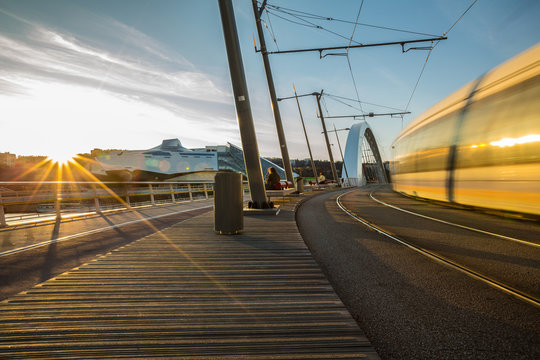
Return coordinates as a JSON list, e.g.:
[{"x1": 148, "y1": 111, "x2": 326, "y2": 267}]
[
  {"x1": 87, "y1": 148, "x2": 125, "y2": 159},
  {"x1": 264, "y1": 157, "x2": 344, "y2": 180}
]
